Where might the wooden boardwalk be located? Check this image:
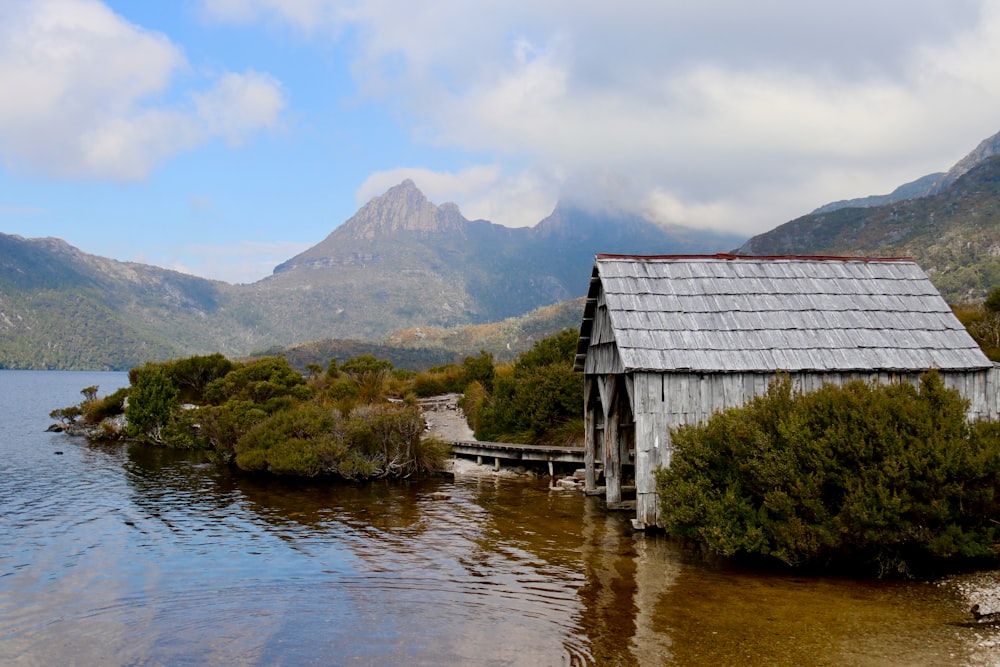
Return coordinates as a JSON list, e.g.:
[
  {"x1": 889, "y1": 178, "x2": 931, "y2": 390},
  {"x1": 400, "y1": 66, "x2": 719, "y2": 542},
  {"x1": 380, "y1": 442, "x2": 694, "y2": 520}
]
[{"x1": 450, "y1": 440, "x2": 585, "y2": 475}]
